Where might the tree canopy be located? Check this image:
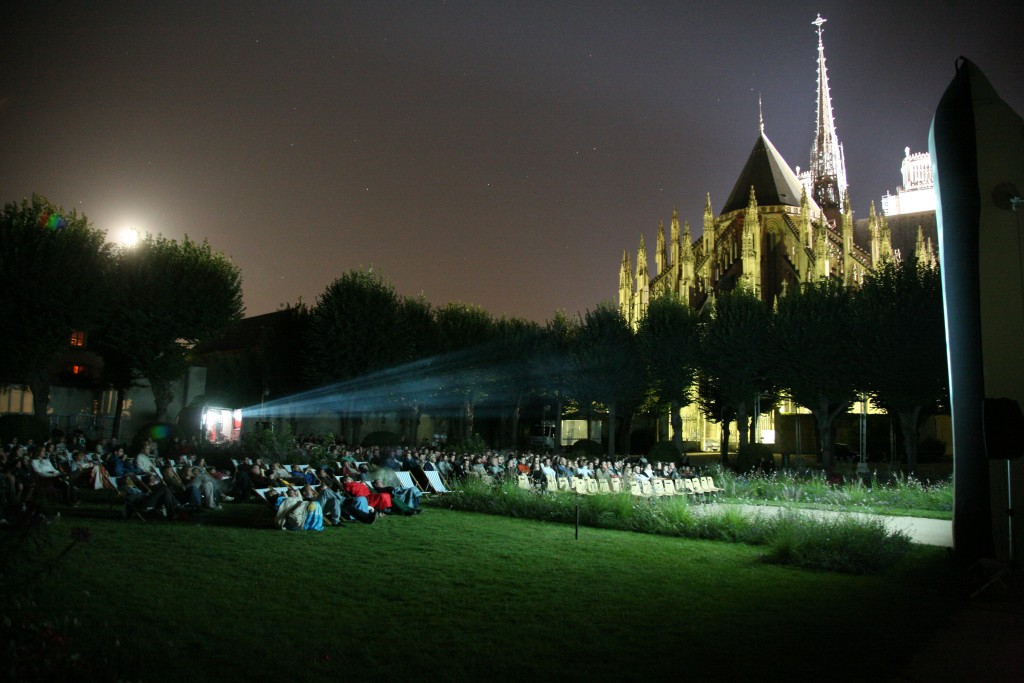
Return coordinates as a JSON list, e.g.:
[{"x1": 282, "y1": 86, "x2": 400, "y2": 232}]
[{"x1": 0, "y1": 194, "x2": 112, "y2": 422}]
